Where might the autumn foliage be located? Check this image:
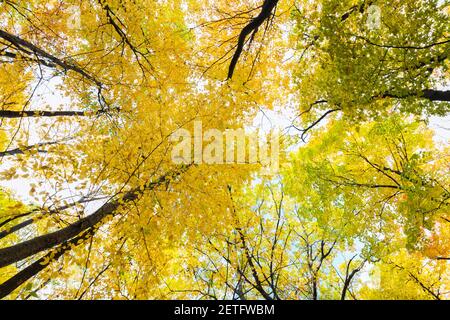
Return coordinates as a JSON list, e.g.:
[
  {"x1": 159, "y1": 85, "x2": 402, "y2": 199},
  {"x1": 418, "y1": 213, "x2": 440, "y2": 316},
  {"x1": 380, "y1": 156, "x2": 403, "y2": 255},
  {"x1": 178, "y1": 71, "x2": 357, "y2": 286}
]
[{"x1": 0, "y1": 0, "x2": 448, "y2": 300}]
